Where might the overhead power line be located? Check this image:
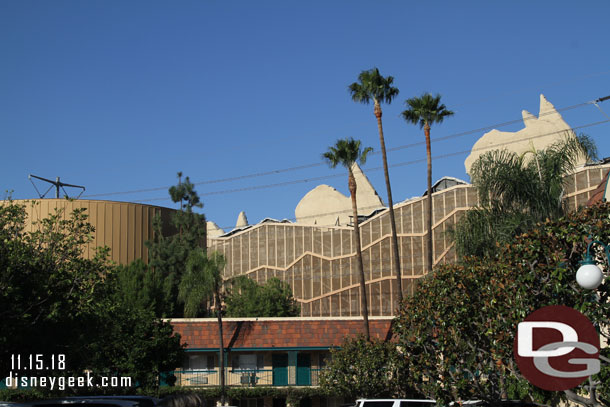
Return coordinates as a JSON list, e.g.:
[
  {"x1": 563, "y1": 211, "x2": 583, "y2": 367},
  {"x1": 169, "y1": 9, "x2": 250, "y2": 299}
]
[
  {"x1": 132, "y1": 118, "x2": 610, "y2": 203},
  {"x1": 82, "y1": 96, "x2": 608, "y2": 199}
]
